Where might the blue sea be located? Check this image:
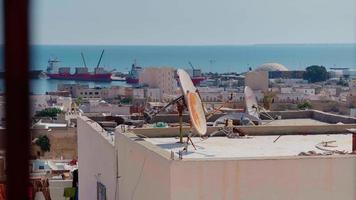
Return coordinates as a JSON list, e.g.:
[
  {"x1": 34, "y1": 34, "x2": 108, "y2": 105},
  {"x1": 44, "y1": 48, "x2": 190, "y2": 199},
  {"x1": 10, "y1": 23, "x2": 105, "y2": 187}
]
[{"x1": 1, "y1": 44, "x2": 356, "y2": 94}]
